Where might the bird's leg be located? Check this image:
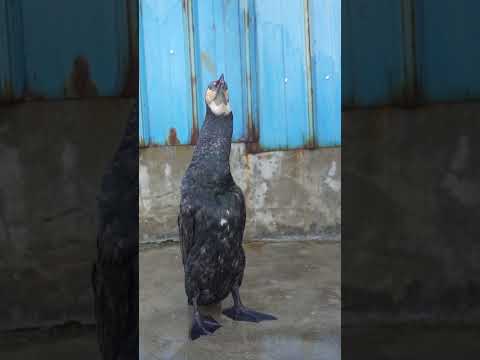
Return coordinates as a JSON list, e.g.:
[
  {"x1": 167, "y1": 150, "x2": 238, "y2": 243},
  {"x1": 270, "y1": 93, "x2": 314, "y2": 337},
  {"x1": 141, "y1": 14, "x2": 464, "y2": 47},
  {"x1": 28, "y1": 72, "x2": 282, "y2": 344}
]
[
  {"x1": 189, "y1": 295, "x2": 222, "y2": 340},
  {"x1": 222, "y1": 285, "x2": 277, "y2": 322}
]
